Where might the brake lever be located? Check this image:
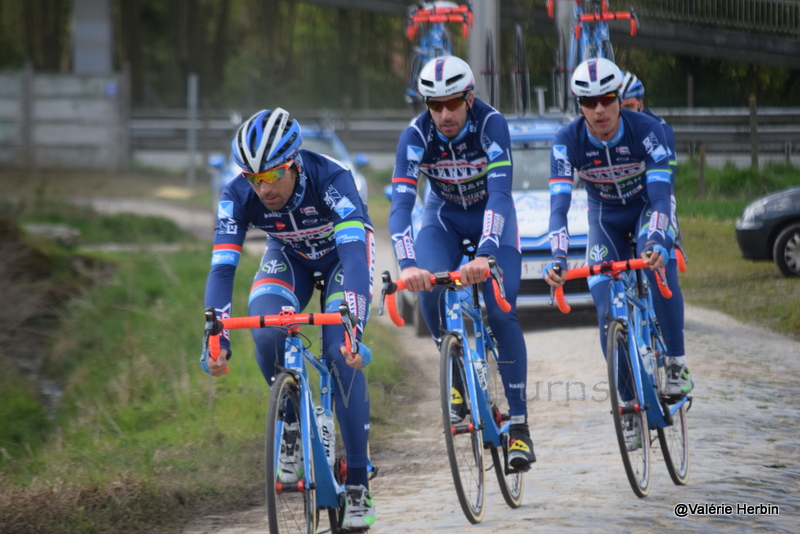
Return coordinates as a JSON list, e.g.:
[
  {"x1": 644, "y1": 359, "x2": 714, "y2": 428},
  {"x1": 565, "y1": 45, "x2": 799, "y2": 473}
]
[
  {"x1": 549, "y1": 265, "x2": 562, "y2": 306},
  {"x1": 338, "y1": 301, "x2": 359, "y2": 354},
  {"x1": 487, "y1": 256, "x2": 506, "y2": 300}
]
